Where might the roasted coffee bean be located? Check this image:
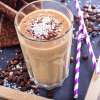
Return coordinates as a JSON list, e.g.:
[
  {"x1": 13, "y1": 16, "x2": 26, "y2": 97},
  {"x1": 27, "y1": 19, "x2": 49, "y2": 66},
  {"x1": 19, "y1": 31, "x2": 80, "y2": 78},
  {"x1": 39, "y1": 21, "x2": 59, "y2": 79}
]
[
  {"x1": 18, "y1": 75, "x2": 25, "y2": 81},
  {"x1": 7, "y1": 75, "x2": 13, "y2": 82},
  {"x1": 87, "y1": 22, "x2": 94, "y2": 28},
  {"x1": 74, "y1": 16, "x2": 80, "y2": 23},
  {"x1": 96, "y1": 18, "x2": 100, "y2": 23},
  {"x1": 60, "y1": 0, "x2": 65, "y2": 3},
  {"x1": 15, "y1": 48, "x2": 22, "y2": 54},
  {"x1": 20, "y1": 86, "x2": 27, "y2": 91},
  {"x1": 6, "y1": 62, "x2": 12, "y2": 67},
  {"x1": 82, "y1": 7, "x2": 88, "y2": 12},
  {"x1": 0, "y1": 79, "x2": 4, "y2": 85},
  {"x1": 96, "y1": 13, "x2": 100, "y2": 18},
  {"x1": 88, "y1": 11, "x2": 94, "y2": 16},
  {"x1": 91, "y1": 4, "x2": 96, "y2": 9},
  {"x1": 12, "y1": 76, "x2": 17, "y2": 83},
  {"x1": 3, "y1": 71, "x2": 9, "y2": 77},
  {"x1": 10, "y1": 59, "x2": 19, "y2": 65},
  {"x1": 83, "y1": 4, "x2": 89, "y2": 9},
  {"x1": 93, "y1": 26, "x2": 100, "y2": 32},
  {"x1": 22, "y1": 67, "x2": 27, "y2": 72},
  {"x1": 92, "y1": 9, "x2": 97, "y2": 15},
  {"x1": 28, "y1": 80, "x2": 35, "y2": 85},
  {"x1": 18, "y1": 54, "x2": 24, "y2": 61},
  {"x1": 84, "y1": 12, "x2": 89, "y2": 19},
  {"x1": 32, "y1": 86, "x2": 39, "y2": 94},
  {"x1": 87, "y1": 27, "x2": 93, "y2": 33},
  {"x1": 20, "y1": 81, "x2": 25, "y2": 87},
  {"x1": 87, "y1": 16, "x2": 96, "y2": 22},
  {"x1": 0, "y1": 74, "x2": 4, "y2": 80},
  {"x1": 85, "y1": 19, "x2": 89, "y2": 26},
  {"x1": 92, "y1": 31, "x2": 97, "y2": 37},
  {"x1": 14, "y1": 71, "x2": 22, "y2": 76},
  {"x1": 23, "y1": 73, "x2": 30, "y2": 80},
  {"x1": 70, "y1": 57, "x2": 74, "y2": 63},
  {"x1": 25, "y1": 84, "x2": 31, "y2": 90},
  {"x1": 82, "y1": 55, "x2": 88, "y2": 60}
]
